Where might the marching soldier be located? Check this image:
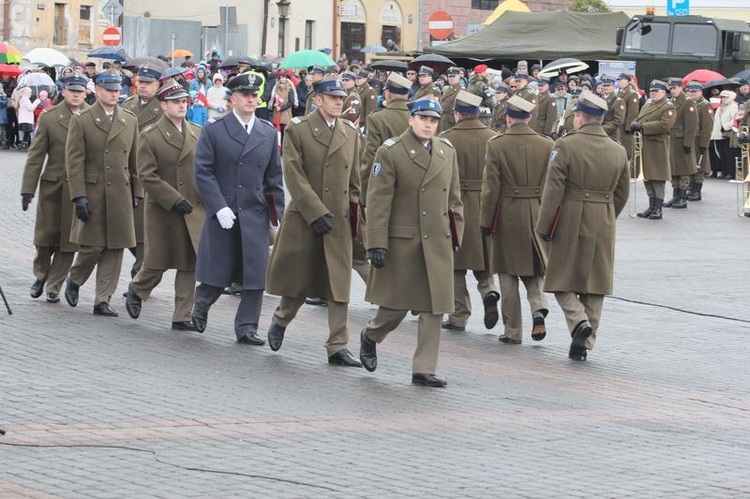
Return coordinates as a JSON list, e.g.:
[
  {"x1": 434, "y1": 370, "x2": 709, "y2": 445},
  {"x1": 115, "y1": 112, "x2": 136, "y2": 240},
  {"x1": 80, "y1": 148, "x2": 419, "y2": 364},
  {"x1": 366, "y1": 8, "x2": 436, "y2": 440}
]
[
  {"x1": 599, "y1": 75, "x2": 626, "y2": 142},
  {"x1": 124, "y1": 79, "x2": 205, "y2": 331},
  {"x1": 686, "y1": 81, "x2": 713, "y2": 201},
  {"x1": 21, "y1": 74, "x2": 89, "y2": 303},
  {"x1": 304, "y1": 66, "x2": 326, "y2": 115},
  {"x1": 531, "y1": 78, "x2": 557, "y2": 137},
  {"x1": 358, "y1": 73, "x2": 411, "y2": 285},
  {"x1": 480, "y1": 96, "x2": 553, "y2": 344},
  {"x1": 439, "y1": 90, "x2": 499, "y2": 332},
  {"x1": 630, "y1": 80, "x2": 676, "y2": 220},
  {"x1": 663, "y1": 78, "x2": 698, "y2": 209},
  {"x1": 413, "y1": 66, "x2": 441, "y2": 102},
  {"x1": 536, "y1": 93, "x2": 629, "y2": 361},
  {"x1": 265, "y1": 75, "x2": 362, "y2": 367},
  {"x1": 355, "y1": 69, "x2": 378, "y2": 129},
  {"x1": 121, "y1": 65, "x2": 164, "y2": 280},
  {"x1": 439, "y1": 66, "x2": 464, "y2": 132},
  {"x1": 617, "y1": 73, "x2": 640, "y2": 160},
  {"x1": 190, "y1": 73, "x2": 284, "y2": 344},
  {"x1": 491, "y1": 83, "x2": 510, "y2": 133},
  {"x1": 340, "y1": 71, "x2": 362, "y2": 126},
  {"x1": 63, "y1": 72, "x2": 141, "y2": 316},
  {"x1": 359, "y1": 99, "x2": 464, "y2": 387}
]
